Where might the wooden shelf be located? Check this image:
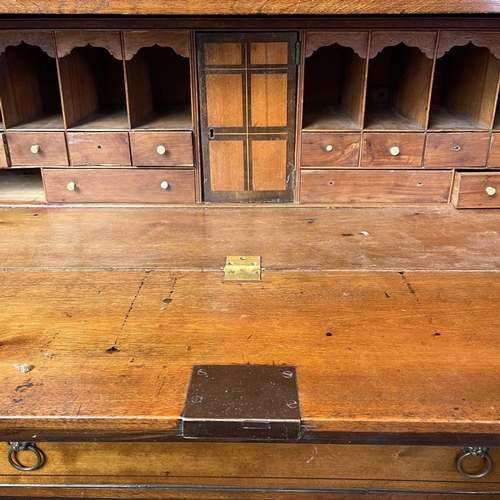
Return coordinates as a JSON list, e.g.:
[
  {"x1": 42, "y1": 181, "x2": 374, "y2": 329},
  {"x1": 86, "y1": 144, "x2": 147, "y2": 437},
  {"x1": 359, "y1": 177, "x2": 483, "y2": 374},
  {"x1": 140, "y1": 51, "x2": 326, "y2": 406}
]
[
  {"x1": 0, "y1": 169, "x2": 46, "y2": 203},
  {"x1": 69, "y1": 107, "x2": 129, "y2": 131},
  {"x1": 364, "y1": 105, "x2": 424, "y2": 131},
  {"x1": 133, "y1": 104, "x2": 193, "y2": 131},
  {"x1": 127, "y1": 45, "x2": 192, "y2": 130},
  {"x1": 0, "y1": 43, "x2": 63, "y2": 130},
  {"x1": 365, "y1": 43, "x2": 433, "y2": 130},
  {"x1": 303, "y1": 43, "x2": 365, "y2": 131},
  {"x1": 7, "y1": 112, "x2": 64, "y2": 131},
  {"x1": 429, "y1": 43, "x2": 500, "y2": 131},
  {"x1": 59, "y1": 45, "x2": 128, "y2": 130}
]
